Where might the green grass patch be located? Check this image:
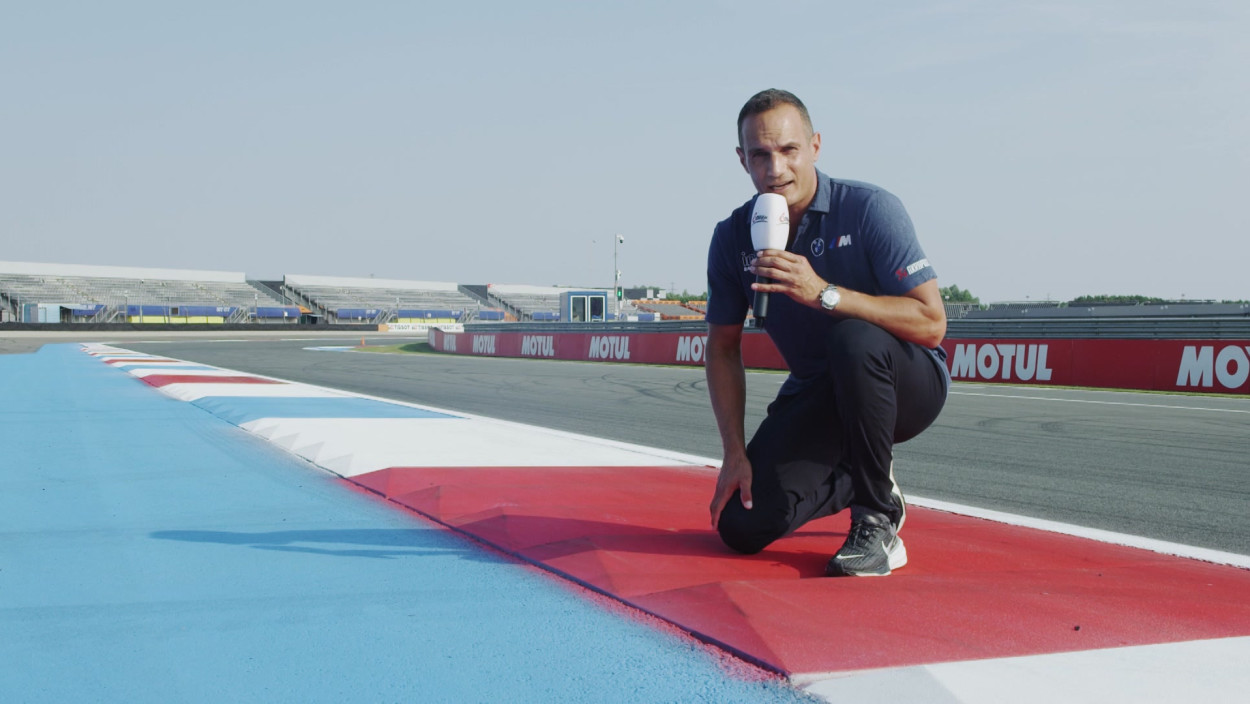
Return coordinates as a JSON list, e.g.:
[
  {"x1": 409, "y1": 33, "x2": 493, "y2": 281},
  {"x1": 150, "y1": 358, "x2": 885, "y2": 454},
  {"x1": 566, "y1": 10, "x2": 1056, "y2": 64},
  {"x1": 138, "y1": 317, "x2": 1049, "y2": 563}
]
[{"x1": 356, "y1": 342, "x2": 436, "y2": 355}]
